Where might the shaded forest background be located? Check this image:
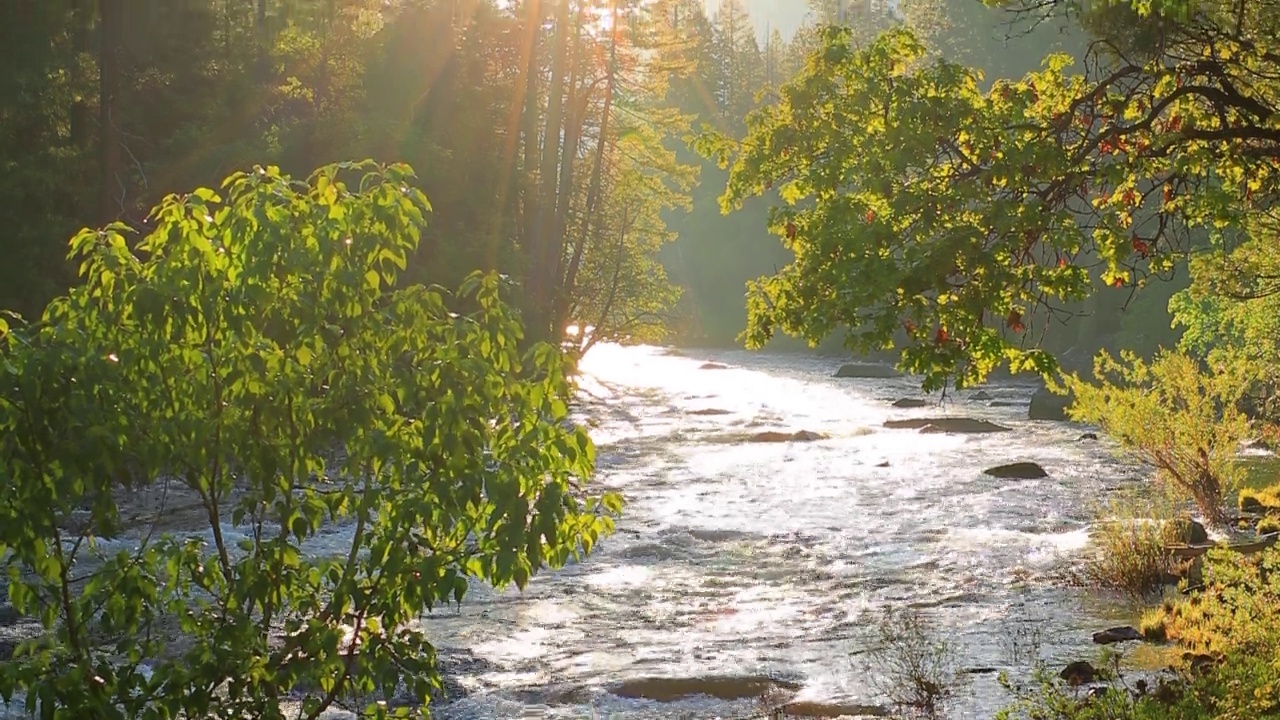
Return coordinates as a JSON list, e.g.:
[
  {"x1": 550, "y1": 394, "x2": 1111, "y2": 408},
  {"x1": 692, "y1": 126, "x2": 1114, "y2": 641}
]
[{"x1": 0, "y1": 0, "x2": 1180, "y2": 360}]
